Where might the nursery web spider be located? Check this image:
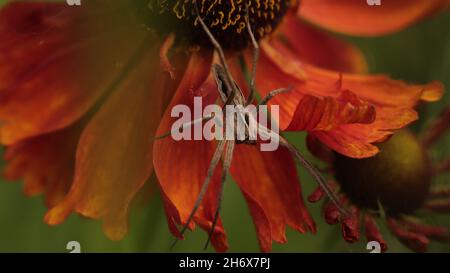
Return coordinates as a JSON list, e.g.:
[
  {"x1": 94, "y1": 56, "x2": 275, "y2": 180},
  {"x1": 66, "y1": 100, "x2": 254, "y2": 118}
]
[{"x1": 158, "y1": 3, "x2": 346, "y2": 250}]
